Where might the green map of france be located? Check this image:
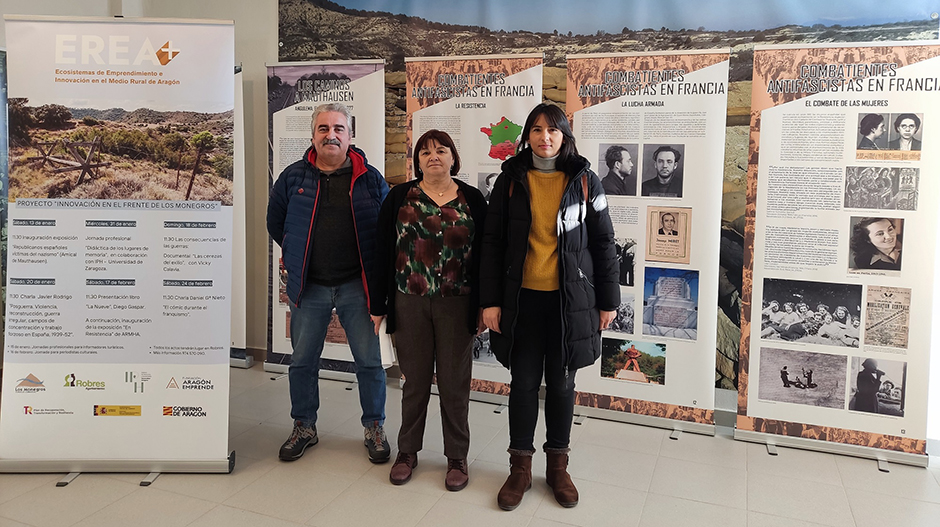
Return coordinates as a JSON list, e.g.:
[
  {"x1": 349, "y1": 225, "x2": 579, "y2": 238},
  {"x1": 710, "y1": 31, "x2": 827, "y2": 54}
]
[{"x1": 480, "y1": 117, "x2": 522, "y2": 160}]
